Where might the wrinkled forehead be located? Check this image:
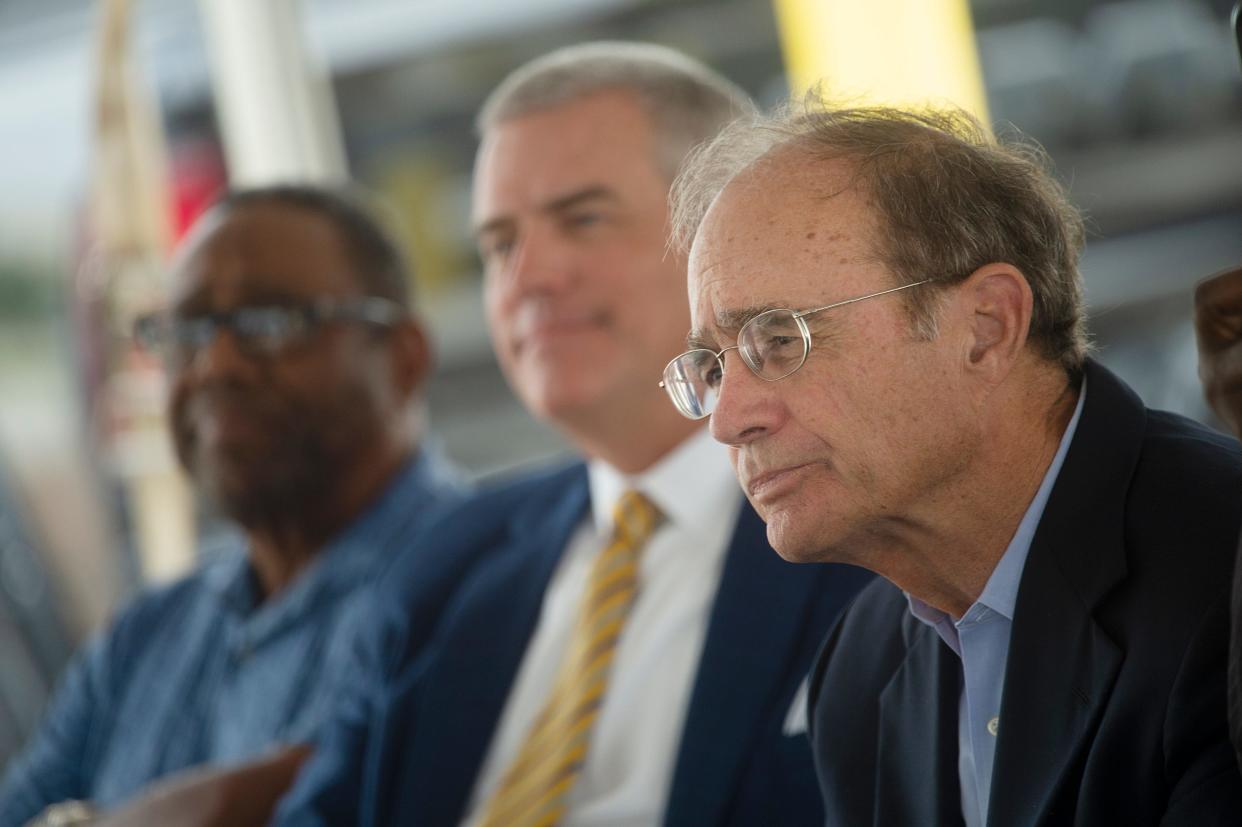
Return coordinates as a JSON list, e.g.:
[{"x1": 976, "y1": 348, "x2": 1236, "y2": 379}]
[{"x1": 685, "y1": 156, "x2": 877, "y2": 343}]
